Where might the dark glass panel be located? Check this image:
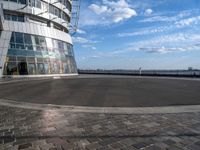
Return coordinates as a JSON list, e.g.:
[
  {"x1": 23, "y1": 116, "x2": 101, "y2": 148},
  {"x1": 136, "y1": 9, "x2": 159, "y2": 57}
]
[
  {"x1": 18, "y1": 61, "x2": 28, "y2": 75},
  {"x1": 18, "y1": 15, "x2": 24, "y2": 22},
  {"x1": 16, "y1": 44, "x2": 25, "y2": 50},
  {"x1": 27, "y1": 50, "x2": 35, "y2": 57},
  {"x1": 18, "y1": 0, "x2": 26, "y2": 4},
  {"x1": 10, "y1": 0, "x2": 17, "y2": 2},
  {"x1": 25, "y1": 45, "x2": 33, "y2": 50},
  {"x1": 12, "y1": 15, "x2": 18, "y2": 21},
  {"x1": 4, "y1": 14, "x2": 11, "y2": 20},
  {"x1": 34, "y1": 36, "x2": 40, "y2": 45},
  {"x1": 10, "y1": 33, "x2": 15, "y2": 43},
  {"x1": 28, "y1": 0, "x2": 32, "y2": 6},
  {"x1": 24, "y1": 34, "x2": 32, "y2": 44},
  {"x1": 16, "y1": 50, "x2": 27, "y2": 56},
  {"x1": 5, "y1": 62, "x2": 18, "y2": 75},
  {"x1": 10, "y1": 43, "x2": 16, "y2": 49},
  {"x1": 7, "y1": 49, "x2": 17, "y2": 56},
  {"x1": 15, "y1": 32, "x2": 24, "y2": 43},
  {"x1": 8, "y1": 56, "x2": 17, "y2": 61},
  {"x1": 58, "y1": 10, "x2": 61, "y2": 18}
]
